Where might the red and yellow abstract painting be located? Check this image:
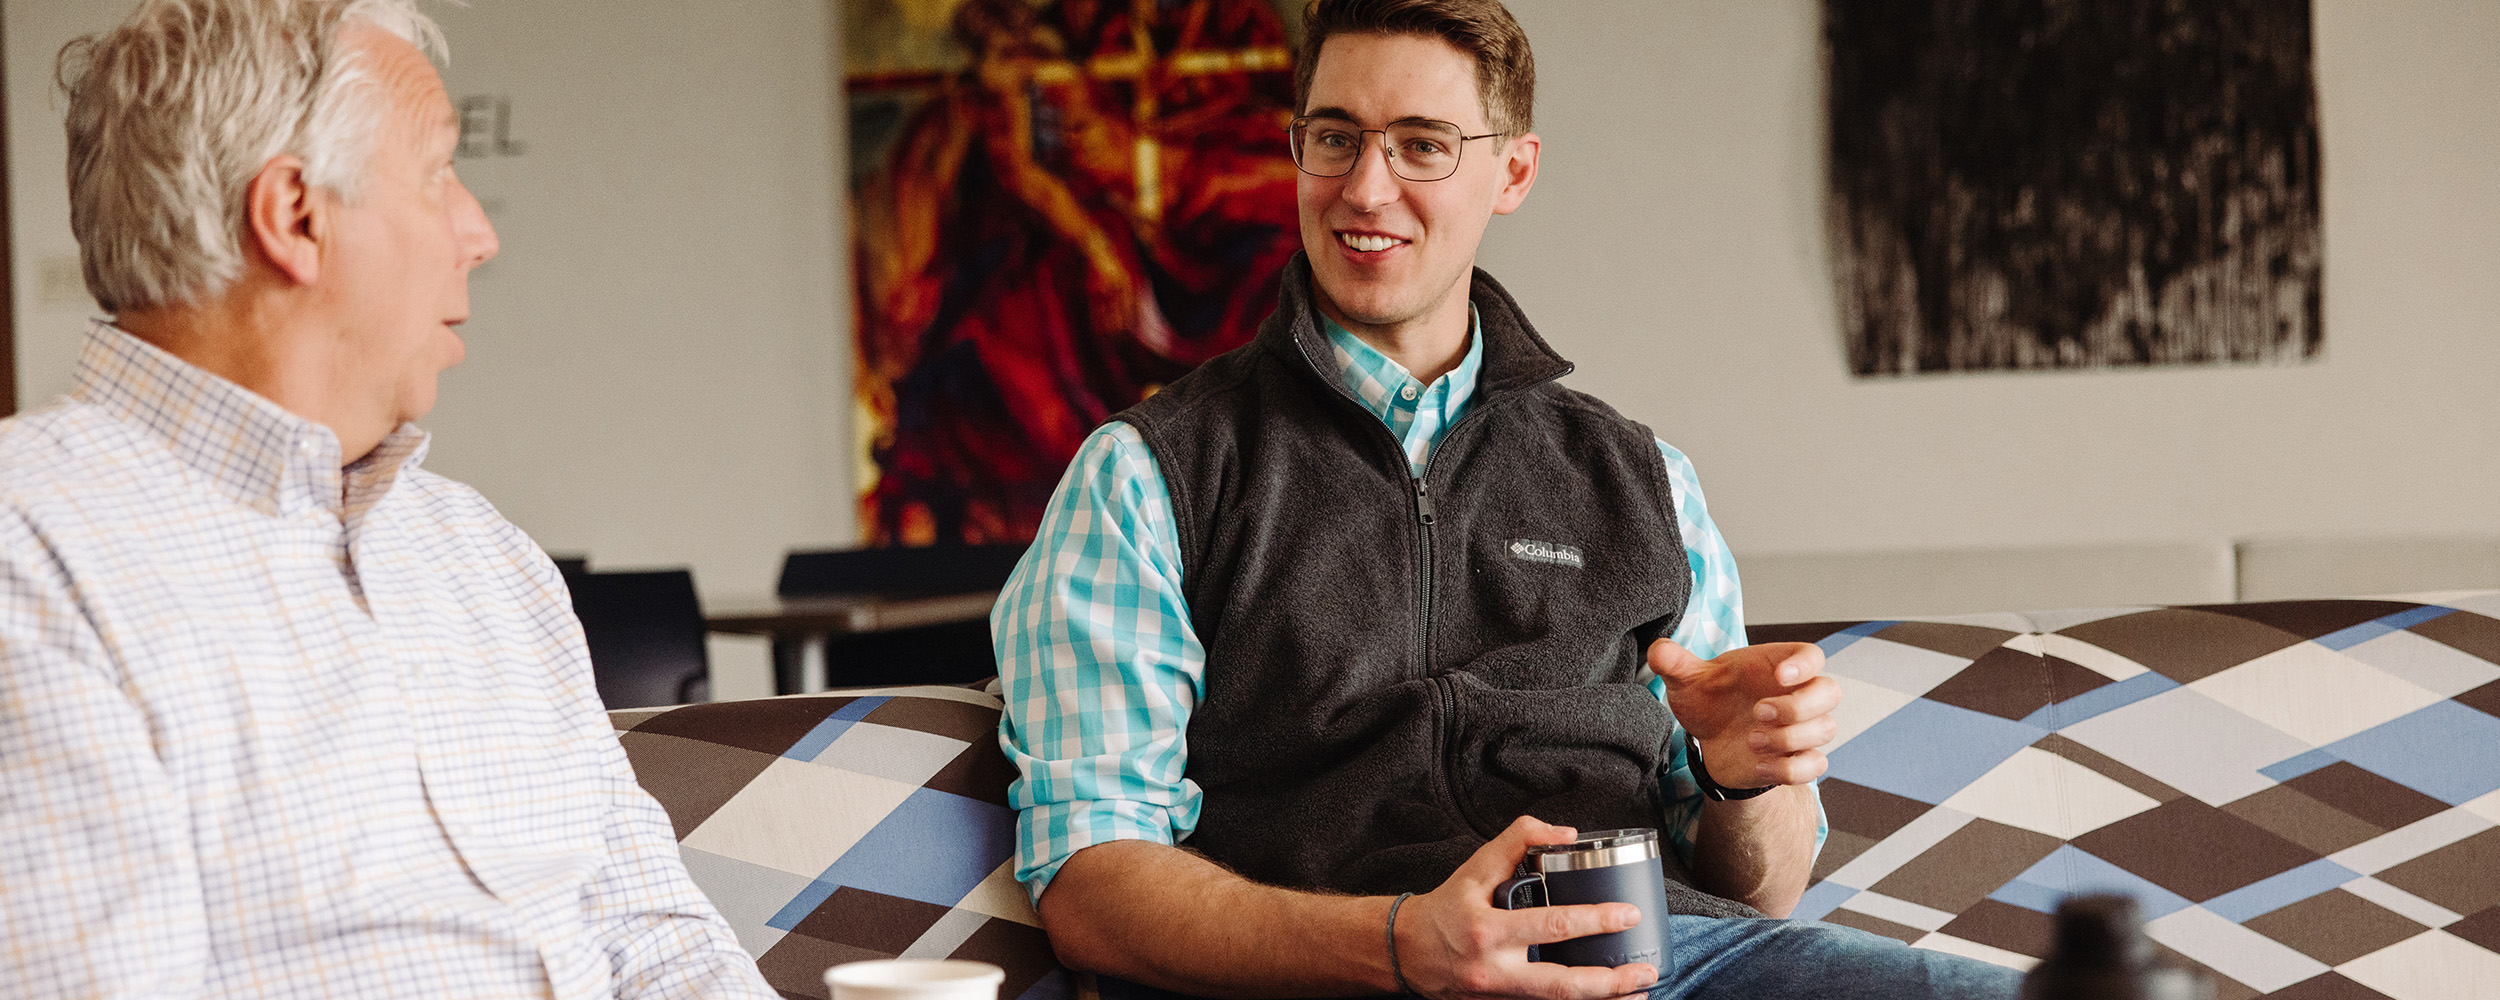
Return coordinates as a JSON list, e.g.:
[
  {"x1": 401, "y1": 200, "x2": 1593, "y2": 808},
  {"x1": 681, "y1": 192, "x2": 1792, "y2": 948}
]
[{"x1": 850, "y1": 0, "x2": 1305, "y2": 544}]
